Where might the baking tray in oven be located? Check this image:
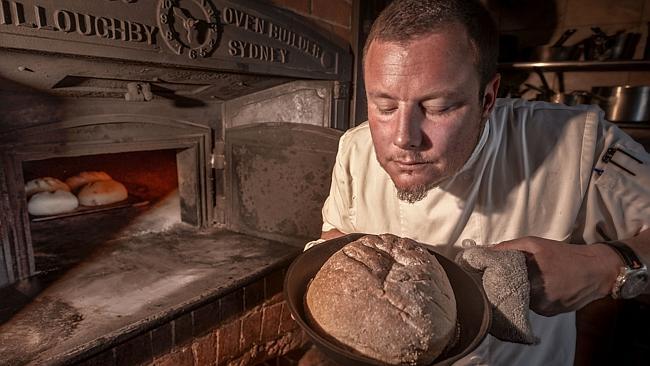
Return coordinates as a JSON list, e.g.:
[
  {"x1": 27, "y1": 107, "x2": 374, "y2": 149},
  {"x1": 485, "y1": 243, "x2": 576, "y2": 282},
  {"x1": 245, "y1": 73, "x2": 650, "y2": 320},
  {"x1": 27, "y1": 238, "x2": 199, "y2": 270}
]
[{"x1": 30, "y1": 195, "x2": 149, "y2": 222}]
